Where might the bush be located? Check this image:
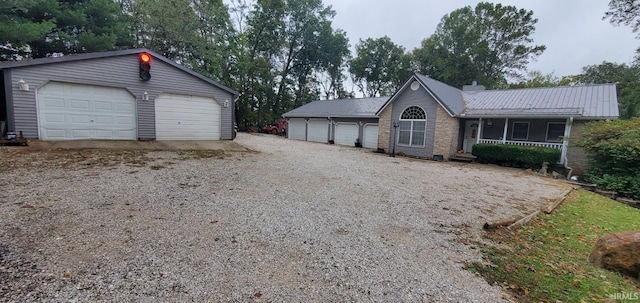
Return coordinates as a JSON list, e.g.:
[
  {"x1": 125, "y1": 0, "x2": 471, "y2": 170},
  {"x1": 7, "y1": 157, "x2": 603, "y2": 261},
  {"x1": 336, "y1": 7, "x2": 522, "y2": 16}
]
[
  {"x1": 472, "y1": 143, "x2": 561, "y2": 169},
  {"x1": 574, "y1": 118, "x2": 640, "y2": 199}
]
